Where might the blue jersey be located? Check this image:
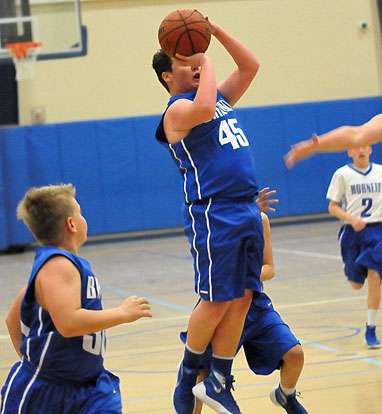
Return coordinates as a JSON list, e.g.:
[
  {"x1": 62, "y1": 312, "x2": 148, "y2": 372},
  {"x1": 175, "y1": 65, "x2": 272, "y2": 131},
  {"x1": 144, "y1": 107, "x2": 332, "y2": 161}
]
[
  {"x1": 19, "y1": 246, "x2": 105, "y2": 383},
  {"x1": 156, "y1": 89, "x2": 259, "y2": 203}
]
